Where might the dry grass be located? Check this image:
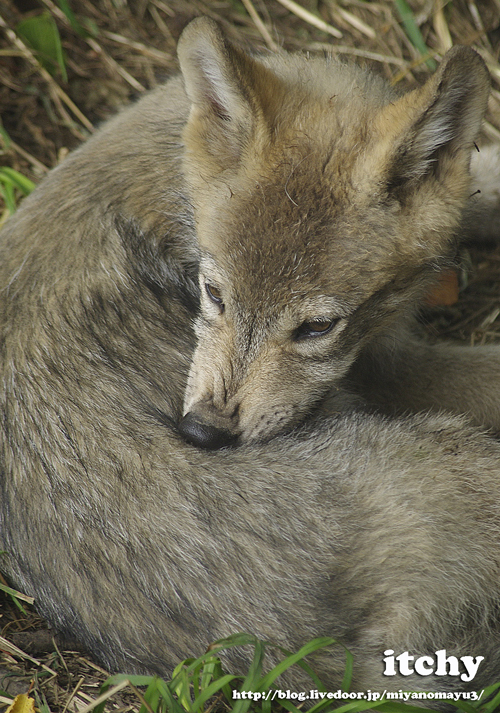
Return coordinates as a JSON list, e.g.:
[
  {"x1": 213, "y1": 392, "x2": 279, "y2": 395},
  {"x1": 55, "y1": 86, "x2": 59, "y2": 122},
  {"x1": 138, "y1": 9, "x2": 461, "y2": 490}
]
[
  {"x1": 1, "y1": 0, "x2": 500, "y2": 345},
  {"x1": 1, "y1": 0, "x2": 500, "y2": 174},
  {"x1": 1, "y1": 1, "x2": 500, "y2": 710},
  {"x1": 0, "y1": 587, "x2": 130, "y2": 713}
]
